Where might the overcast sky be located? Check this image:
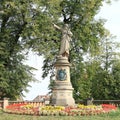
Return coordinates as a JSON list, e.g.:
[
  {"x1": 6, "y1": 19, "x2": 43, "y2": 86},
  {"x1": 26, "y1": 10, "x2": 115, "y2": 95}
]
[{"x1": 23, "y1": 1, "x2": 120, "y2": 100}]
